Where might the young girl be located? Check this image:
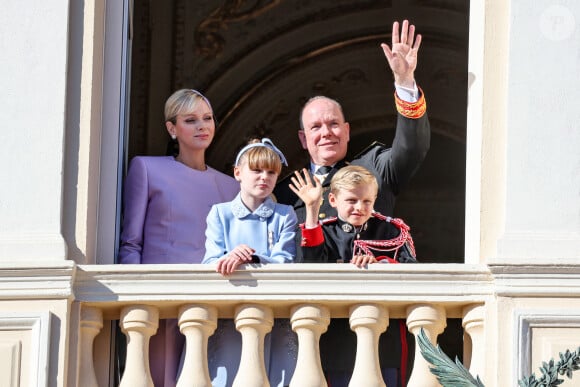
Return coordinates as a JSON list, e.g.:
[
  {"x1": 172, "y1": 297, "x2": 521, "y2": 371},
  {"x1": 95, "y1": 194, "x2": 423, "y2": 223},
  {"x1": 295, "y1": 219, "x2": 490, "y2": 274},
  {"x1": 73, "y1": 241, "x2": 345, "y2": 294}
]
[
  {"x1": 202, "y1": 138, "x2": 297, "y2": 272},
  {"x1": 202, "y1": 138, "x2": 297, "y2": 387}
]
